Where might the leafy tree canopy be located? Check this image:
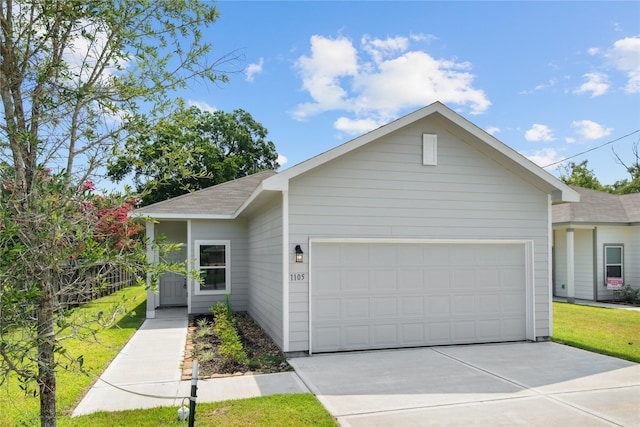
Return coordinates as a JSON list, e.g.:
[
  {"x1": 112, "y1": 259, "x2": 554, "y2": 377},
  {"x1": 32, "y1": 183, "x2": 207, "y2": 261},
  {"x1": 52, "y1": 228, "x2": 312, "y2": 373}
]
[
  {"x1": 0, "y1": 0, "x2": 230, "y2": 424},
  {"x1": 560, "y1": 160, "x2": 604, "y2": 191},
  {"x1": 108, "y1": 106, "x2": 280, "y2": 206}
]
